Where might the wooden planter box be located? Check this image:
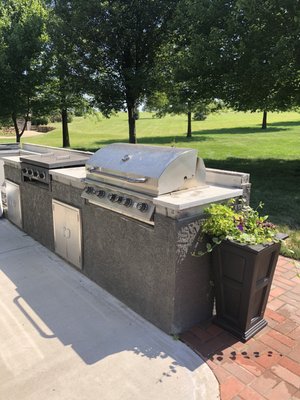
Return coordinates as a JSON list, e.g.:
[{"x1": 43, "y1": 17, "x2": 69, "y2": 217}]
[{"x1": 211, "y1": 236, "x2": 286, "y2": 342}]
